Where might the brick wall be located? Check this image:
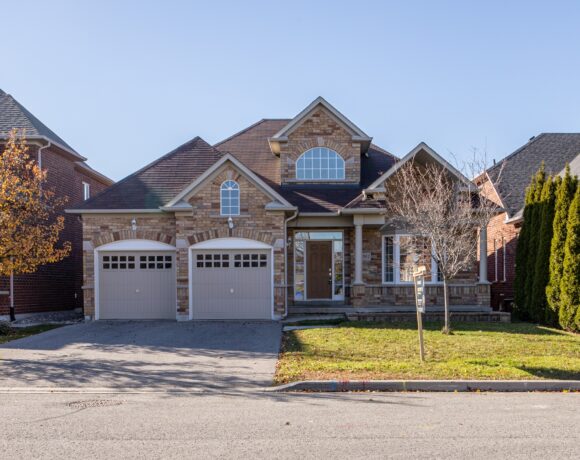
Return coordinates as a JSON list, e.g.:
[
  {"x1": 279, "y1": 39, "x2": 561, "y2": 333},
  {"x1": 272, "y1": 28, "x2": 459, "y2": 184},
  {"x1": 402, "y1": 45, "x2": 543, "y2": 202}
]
[
  {"x1": 479, "y1": 177, "x2": 520, "y2": 310},
  {"x1": 0, "y1": 144, "x2": 110, "y2": 317},
  {"x1": 279, "y1": 106, "x2": 362, "y2": 184}
]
